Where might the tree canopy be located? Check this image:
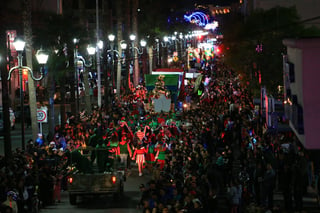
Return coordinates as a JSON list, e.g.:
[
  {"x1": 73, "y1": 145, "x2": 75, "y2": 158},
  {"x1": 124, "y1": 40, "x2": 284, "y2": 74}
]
[{"x1": 220, "y1": 6, "x2": 320, "y2": 96}]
